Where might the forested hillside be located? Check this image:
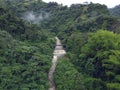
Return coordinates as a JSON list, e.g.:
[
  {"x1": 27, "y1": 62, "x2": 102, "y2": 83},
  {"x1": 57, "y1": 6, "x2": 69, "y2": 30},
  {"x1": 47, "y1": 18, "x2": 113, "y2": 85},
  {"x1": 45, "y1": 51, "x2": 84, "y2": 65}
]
[
  {"x1": 0, "y1": 0, "x2": 120, "y2": 90},
  {"x1": 109, "y1": 4, "x2": 120, "y2": 17}
]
